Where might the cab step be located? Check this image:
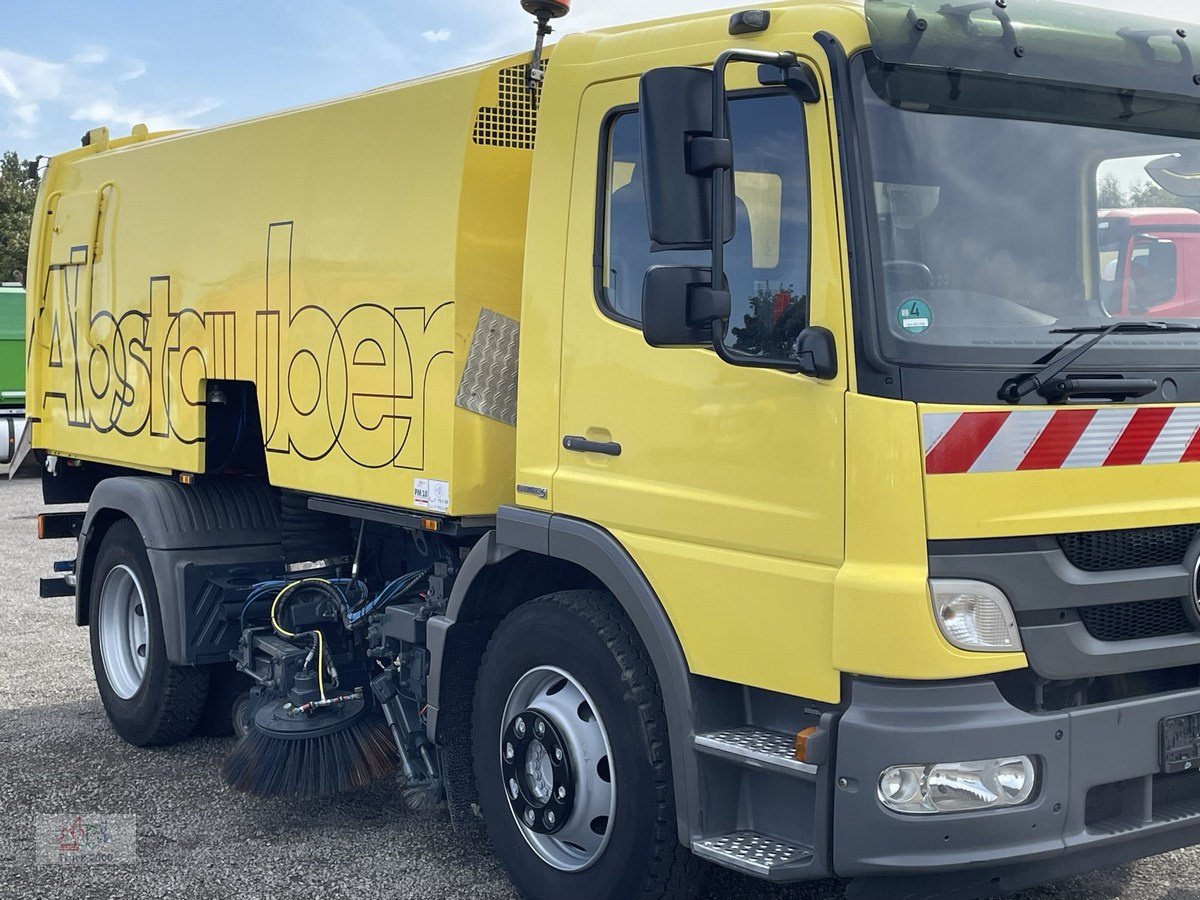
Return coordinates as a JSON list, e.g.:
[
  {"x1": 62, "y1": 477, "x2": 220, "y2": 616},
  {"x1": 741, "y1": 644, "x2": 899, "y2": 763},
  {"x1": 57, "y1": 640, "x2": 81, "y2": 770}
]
[
  {"x1": 694, "y1": 726, "x2": 817, "y2": 775},
  {"x1": 39, "y1": 575, "x2": 75, "y2": 598},
  {"x1": 692, "y1": 831, "x2": 815, "y2": 880}
]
